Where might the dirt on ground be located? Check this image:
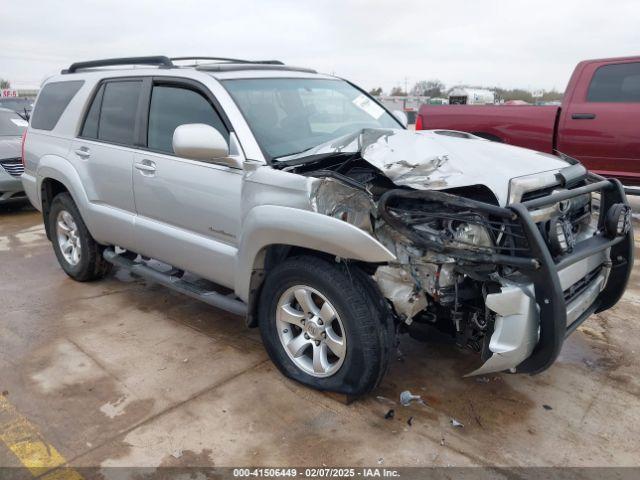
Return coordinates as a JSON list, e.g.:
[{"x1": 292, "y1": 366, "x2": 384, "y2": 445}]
[{"x1": 1, "y1": 206, "x2": 639, "y2": 471}]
